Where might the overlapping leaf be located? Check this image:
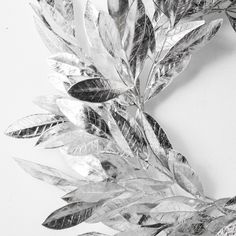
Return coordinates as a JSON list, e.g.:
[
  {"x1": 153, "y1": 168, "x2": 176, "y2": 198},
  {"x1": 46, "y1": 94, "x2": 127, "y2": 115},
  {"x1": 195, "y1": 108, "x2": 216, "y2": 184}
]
[
  {"x1": 145, "y1": 19, "x2": 222, "y2": 101},
  {"x1": 14, "y1": 158, "x2": 84, "y2": 192},
  {"x1": 43, "y1": 201, "x2": 103, "y2": 229},
  {"x1": 5, "y1": 114, "x2": 65, "y2": 139},
  {"x1": 68, "y1": 78, "x2": 130, "y2": 103},
  {"x1": 57, "y1": 99, "x2": 112, "y2": 139}
]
